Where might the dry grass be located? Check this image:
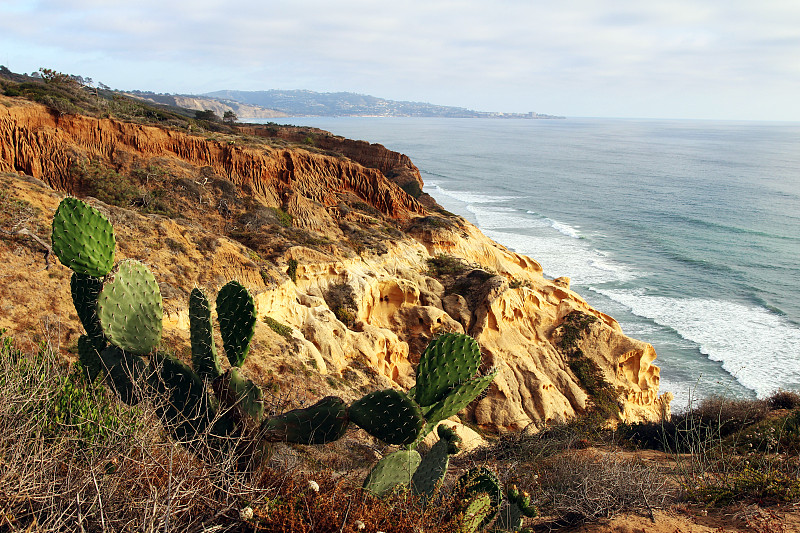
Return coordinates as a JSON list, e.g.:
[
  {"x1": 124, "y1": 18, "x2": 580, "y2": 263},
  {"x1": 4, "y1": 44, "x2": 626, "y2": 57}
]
[{"x1": 0, "y1": 333, "x2": 467, "y2": 532}]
